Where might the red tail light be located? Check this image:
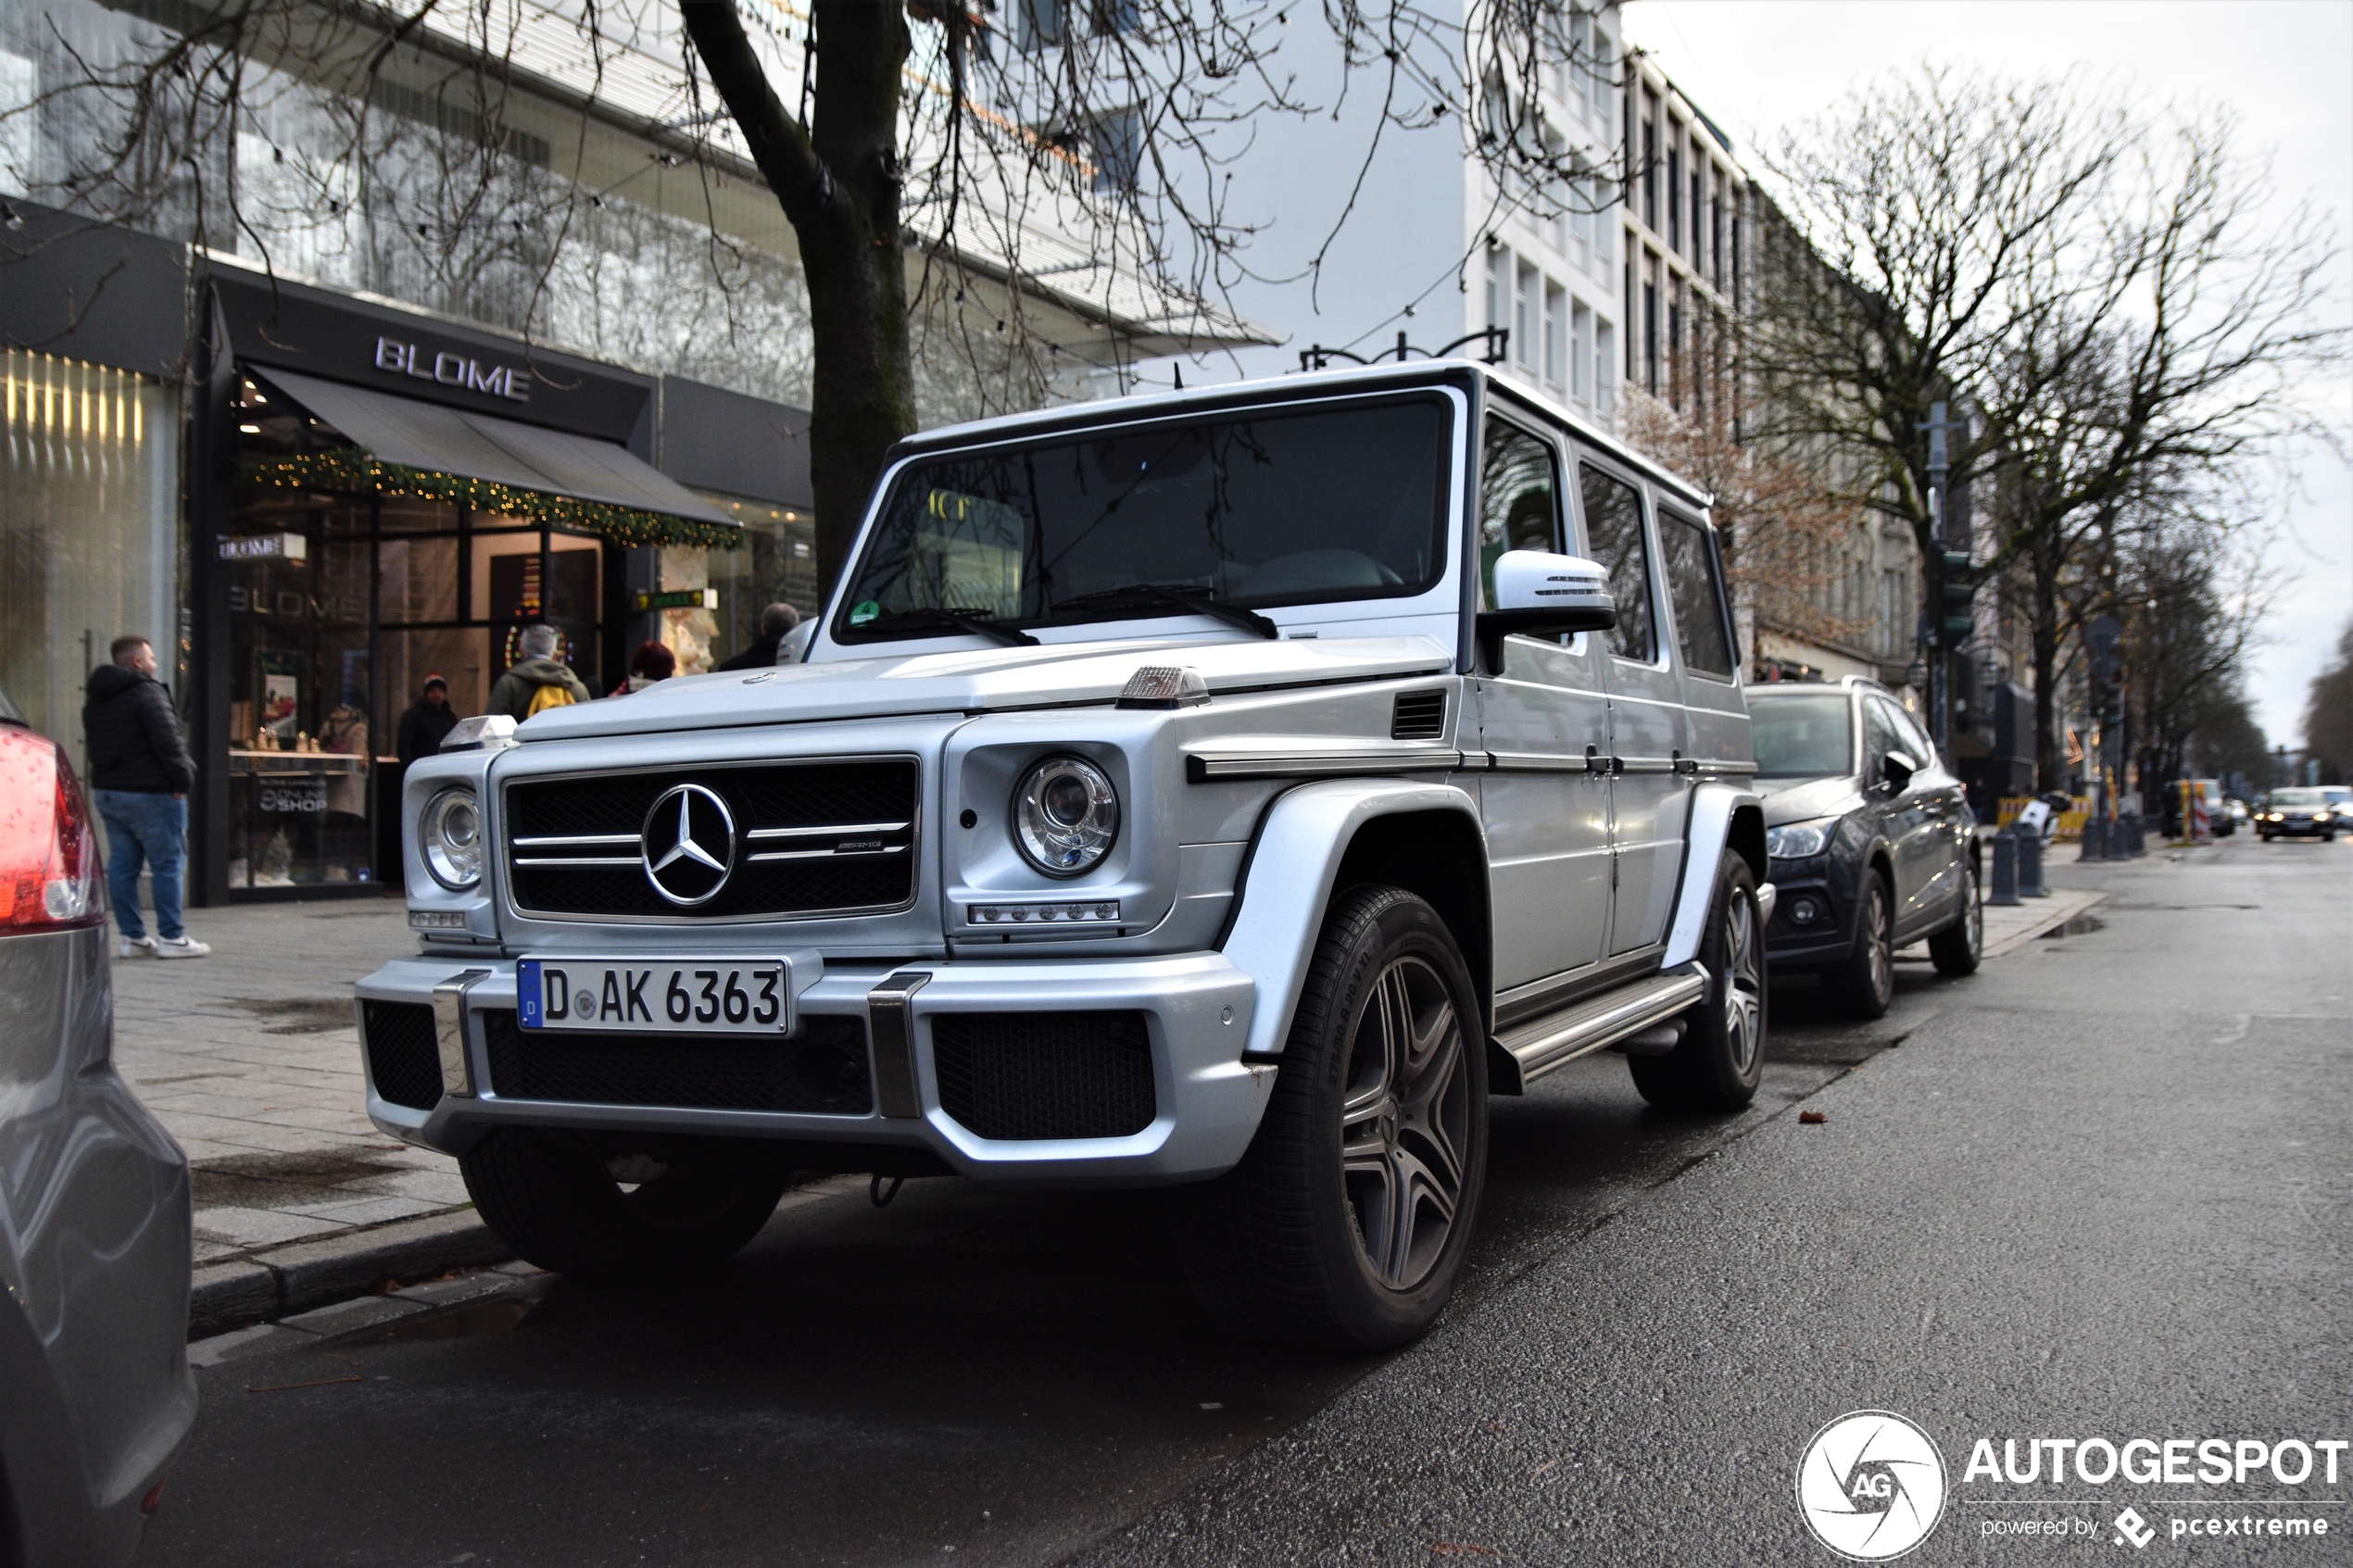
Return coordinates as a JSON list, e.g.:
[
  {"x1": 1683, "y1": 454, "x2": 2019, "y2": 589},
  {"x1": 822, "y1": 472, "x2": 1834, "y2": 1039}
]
[{"x1": 0, "y1": 727, "x2": 106, "y2": 934}]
